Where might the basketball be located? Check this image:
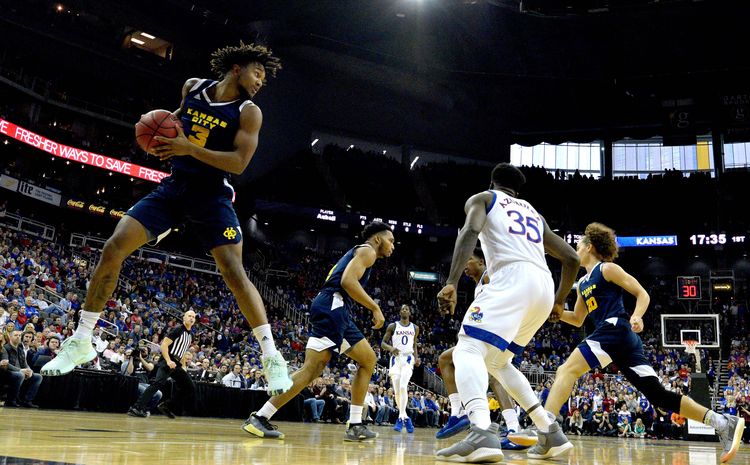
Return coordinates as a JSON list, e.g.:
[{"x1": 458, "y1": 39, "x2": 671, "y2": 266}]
[{"x1": 135, "y1": 109, "x2": 181, "y2": 153}]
